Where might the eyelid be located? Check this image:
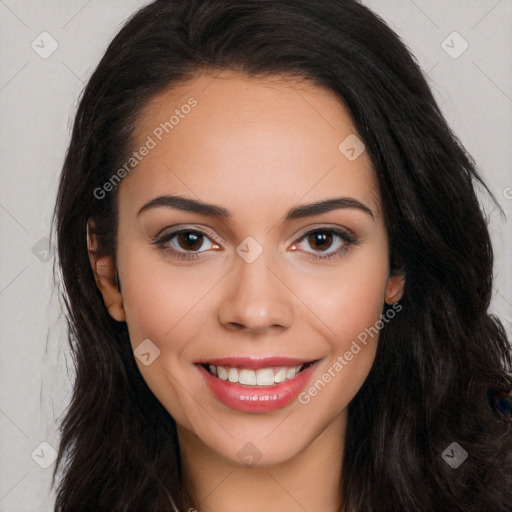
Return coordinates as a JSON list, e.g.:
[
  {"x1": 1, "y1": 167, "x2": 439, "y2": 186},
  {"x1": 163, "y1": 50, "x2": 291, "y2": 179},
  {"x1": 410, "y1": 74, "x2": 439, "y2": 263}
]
[
  {"x1": 154, "y1": 224, "x2": 223, "y2": 245},
  {"x1": 293, "y1": 222, "x2": 356, "y2": 240}
]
